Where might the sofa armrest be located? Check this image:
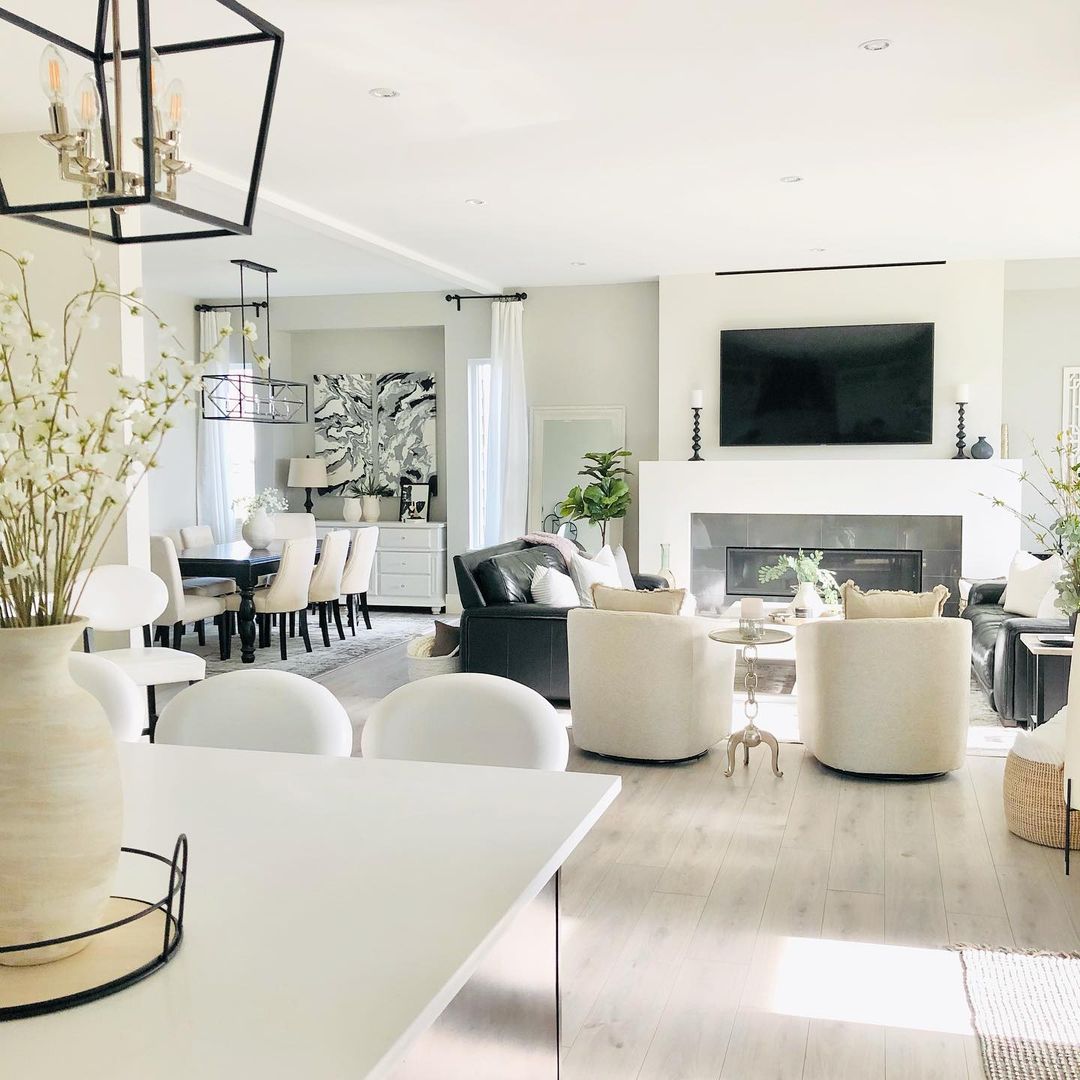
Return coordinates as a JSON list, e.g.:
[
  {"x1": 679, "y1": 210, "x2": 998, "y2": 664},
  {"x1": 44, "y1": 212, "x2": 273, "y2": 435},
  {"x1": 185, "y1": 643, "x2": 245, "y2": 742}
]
[
  {"x1": 968, "y1": 580, "x2": 1006, "y2": 607},
  {"x1": 633, "y1": 573, "x2": 668, "y2": 591},
  {"x1": 459, "y1": 603, "x2": 574, "y2": 621},
  {"x1": 994, "y1": 614, "x2": 1071, "y2": 723}
]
